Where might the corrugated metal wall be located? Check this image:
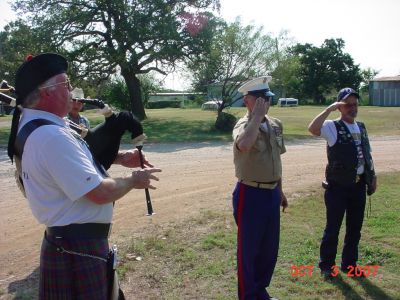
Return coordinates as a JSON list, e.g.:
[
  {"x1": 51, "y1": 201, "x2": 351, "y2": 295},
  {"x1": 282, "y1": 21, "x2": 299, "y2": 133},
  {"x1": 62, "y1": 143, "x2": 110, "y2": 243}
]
[{"x1": 369, "y1": 81, "x2": 400, "y2": 106}]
